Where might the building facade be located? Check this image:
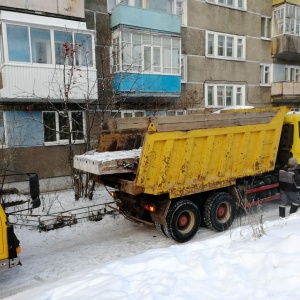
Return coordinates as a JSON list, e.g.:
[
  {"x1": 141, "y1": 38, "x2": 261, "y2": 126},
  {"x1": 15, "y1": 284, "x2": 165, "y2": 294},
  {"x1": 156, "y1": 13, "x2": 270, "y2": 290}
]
[
  {"x1": 0, "y1": 1, "x2": 97, "y2": 189},
  {"x1": 271, "y1": 0, "x2": 300, "y2": 107},
  {"x1": 180, "y1": 0, "x2": 273, "y2": 110},
  {"x1": 2, "y1": 0, "x2": 300, "y2": 190}
]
